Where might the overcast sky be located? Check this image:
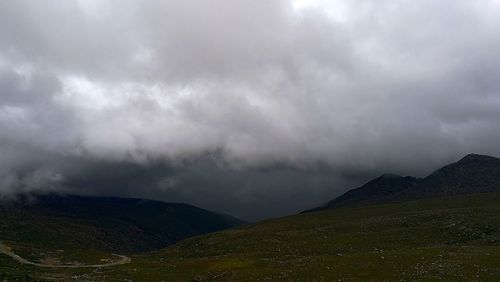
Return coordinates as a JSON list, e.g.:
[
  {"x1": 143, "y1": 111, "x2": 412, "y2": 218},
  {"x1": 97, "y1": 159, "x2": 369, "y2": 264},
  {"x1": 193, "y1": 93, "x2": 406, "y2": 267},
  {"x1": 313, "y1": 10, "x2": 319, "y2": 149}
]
[{"x1": 1, "y1": 0, "x2": 500, "y2": 220}]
